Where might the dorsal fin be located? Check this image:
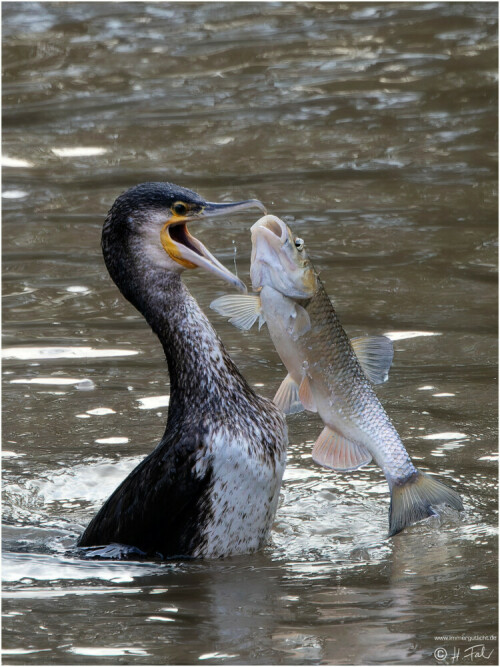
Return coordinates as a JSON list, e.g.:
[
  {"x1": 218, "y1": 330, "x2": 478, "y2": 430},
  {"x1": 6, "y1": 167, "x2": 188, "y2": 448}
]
[
  {"x1": 351, "y1": 335, "x2": 394, "y2": 384},
  {"x1": 312, "y1": 426, "x2": 372, "y2": 471}
]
